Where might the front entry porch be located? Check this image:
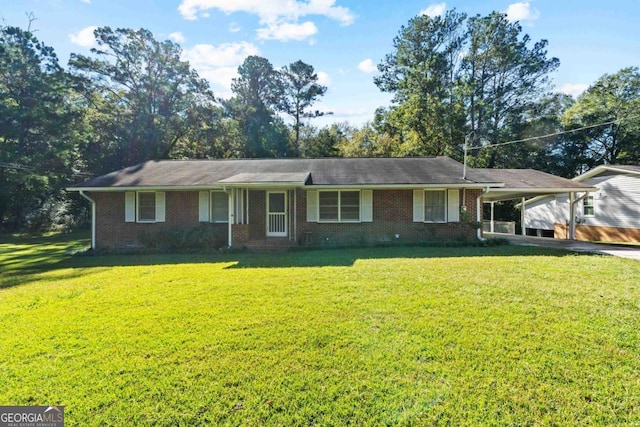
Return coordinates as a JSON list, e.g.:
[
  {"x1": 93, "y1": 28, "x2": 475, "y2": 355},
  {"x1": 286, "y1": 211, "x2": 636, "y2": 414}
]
[{"x1": 226, "y1": 186, "x2": 302, "y2": 251}]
